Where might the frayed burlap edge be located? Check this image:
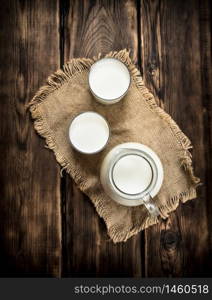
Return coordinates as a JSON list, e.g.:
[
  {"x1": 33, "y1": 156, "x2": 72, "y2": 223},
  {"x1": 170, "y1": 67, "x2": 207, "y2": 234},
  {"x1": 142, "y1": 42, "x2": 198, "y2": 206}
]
[{"x1": 28, "y1": 49, "x2": 200, "y2": 243}]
